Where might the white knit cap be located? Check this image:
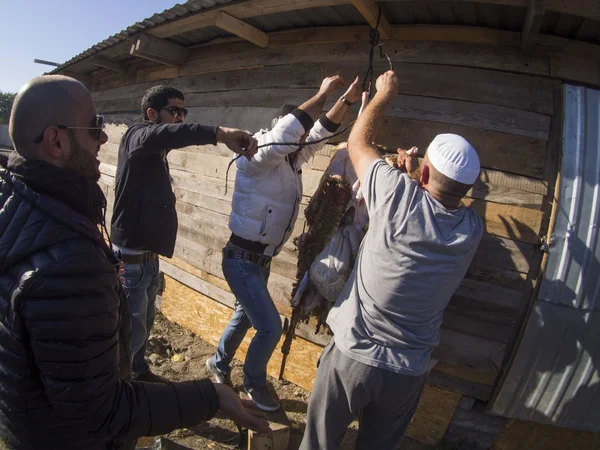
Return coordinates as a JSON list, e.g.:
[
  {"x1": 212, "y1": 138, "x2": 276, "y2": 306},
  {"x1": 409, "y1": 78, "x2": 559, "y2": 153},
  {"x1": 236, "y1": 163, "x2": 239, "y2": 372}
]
[{"x1": 426, "y1": 134, "x2": 480, "y2": 185}]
